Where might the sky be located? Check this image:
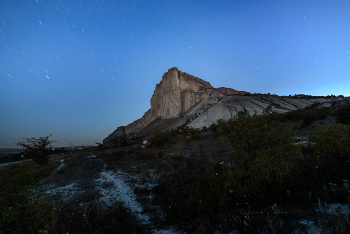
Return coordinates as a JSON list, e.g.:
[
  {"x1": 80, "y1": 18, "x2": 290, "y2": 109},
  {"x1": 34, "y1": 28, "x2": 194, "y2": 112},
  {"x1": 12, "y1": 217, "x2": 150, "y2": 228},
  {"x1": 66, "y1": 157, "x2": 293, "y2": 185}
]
[{"x1": 1, "y1": 0, "x2": 350, "y2": 148}]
